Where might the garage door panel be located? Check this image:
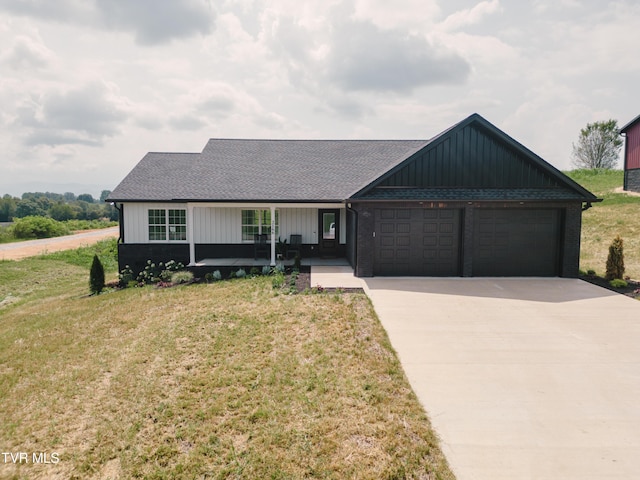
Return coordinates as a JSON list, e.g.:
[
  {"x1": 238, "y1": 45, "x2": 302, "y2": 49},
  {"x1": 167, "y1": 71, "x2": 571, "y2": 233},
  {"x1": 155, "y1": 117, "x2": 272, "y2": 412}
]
[
  {"x1": 473, "y1": 209, "x2": 559, "y2": 276},
  {"x1": 375, "y1": 208, "x2": 461, "y2": 276}
]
